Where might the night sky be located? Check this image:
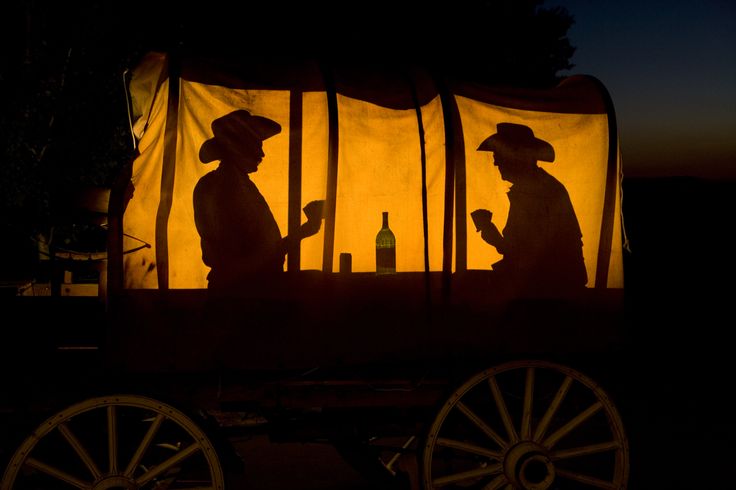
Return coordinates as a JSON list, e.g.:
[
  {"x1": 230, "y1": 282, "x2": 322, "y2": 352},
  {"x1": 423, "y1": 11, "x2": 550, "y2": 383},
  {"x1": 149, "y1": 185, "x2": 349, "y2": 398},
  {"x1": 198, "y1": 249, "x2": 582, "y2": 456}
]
[
  {"x1": 551, "y1": 0, "x2": 736, "y2": 179},
  {"x1": 2, "y1": 0, "x2": 734, "y2": 209},
  {"x1": 130, "y1": 0, "x2": 735, "y2": 181}
]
